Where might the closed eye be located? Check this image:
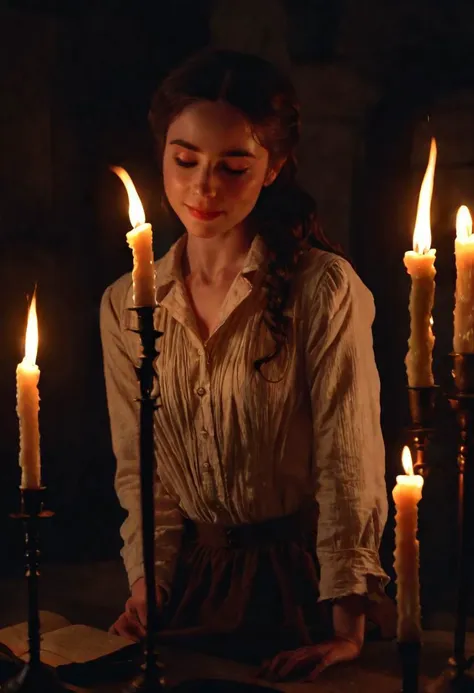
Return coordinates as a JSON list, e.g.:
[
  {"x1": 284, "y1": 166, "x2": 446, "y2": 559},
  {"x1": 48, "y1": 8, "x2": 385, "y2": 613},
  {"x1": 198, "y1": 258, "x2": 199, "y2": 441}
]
[
  {"x1": 223, "y1": 165, "x2": 249, "y2": 176},
  {"x1": 174, "y1": 157, "x2": 249, "y2": 176},
  {"x1": 174, "y1": 158, "x2": 196, "y2": 168}
]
